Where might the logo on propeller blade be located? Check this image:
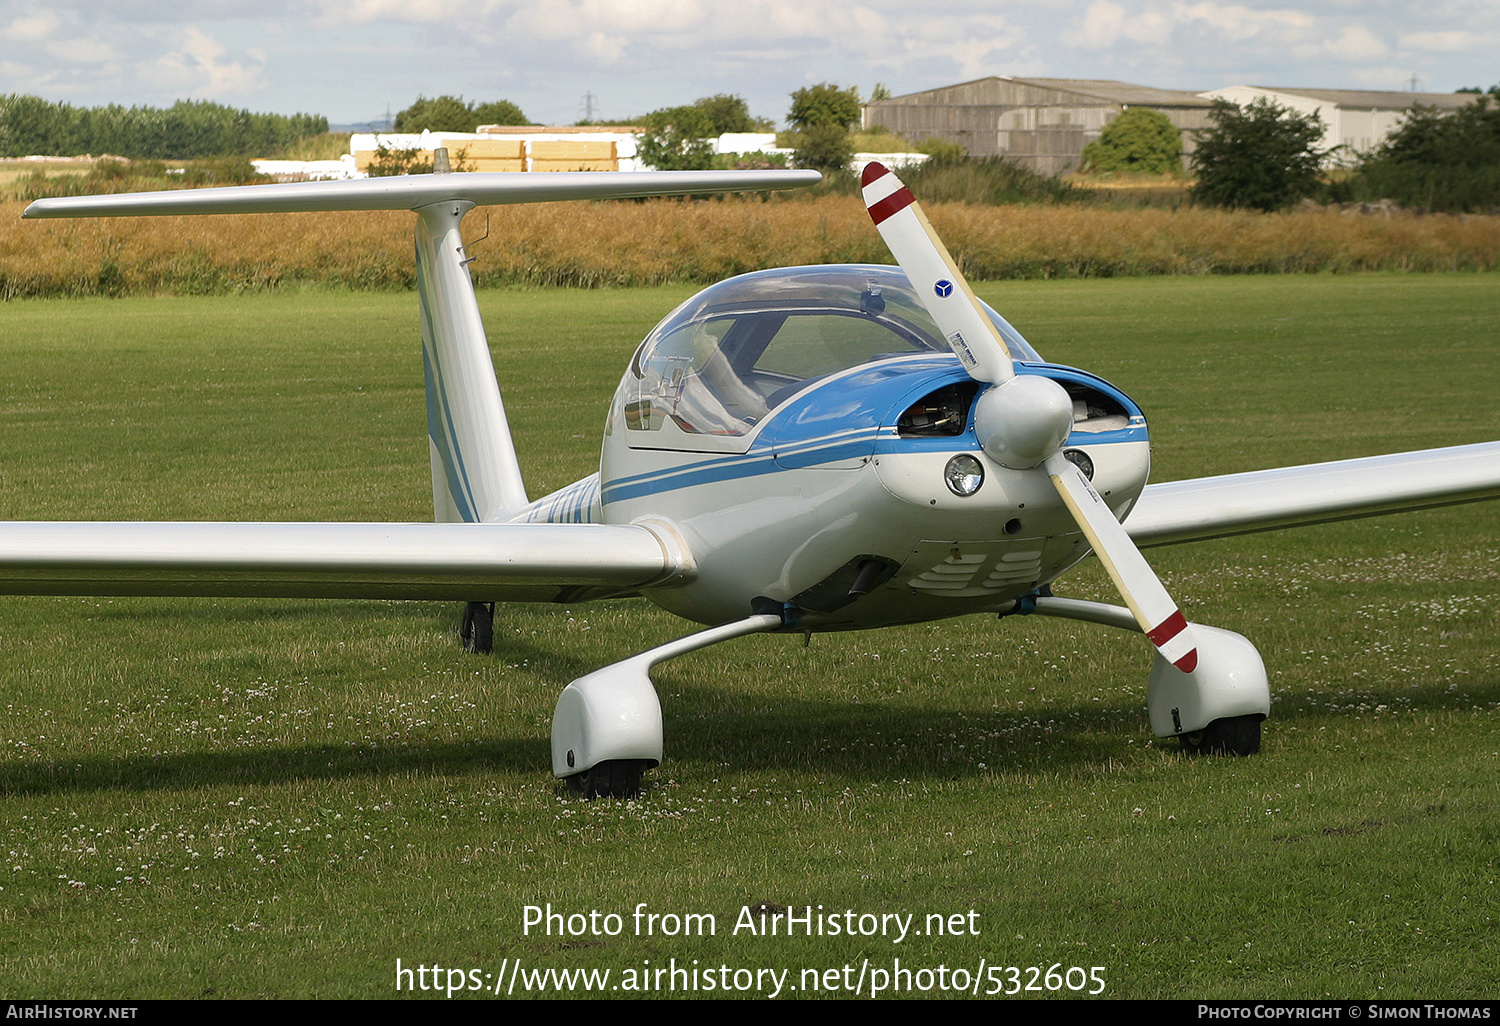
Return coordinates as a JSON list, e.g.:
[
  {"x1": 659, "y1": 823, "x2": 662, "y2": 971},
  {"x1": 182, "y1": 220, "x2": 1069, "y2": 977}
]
[{"x1": 934, "y1": 280, "x2": 954, "y2": 298}]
